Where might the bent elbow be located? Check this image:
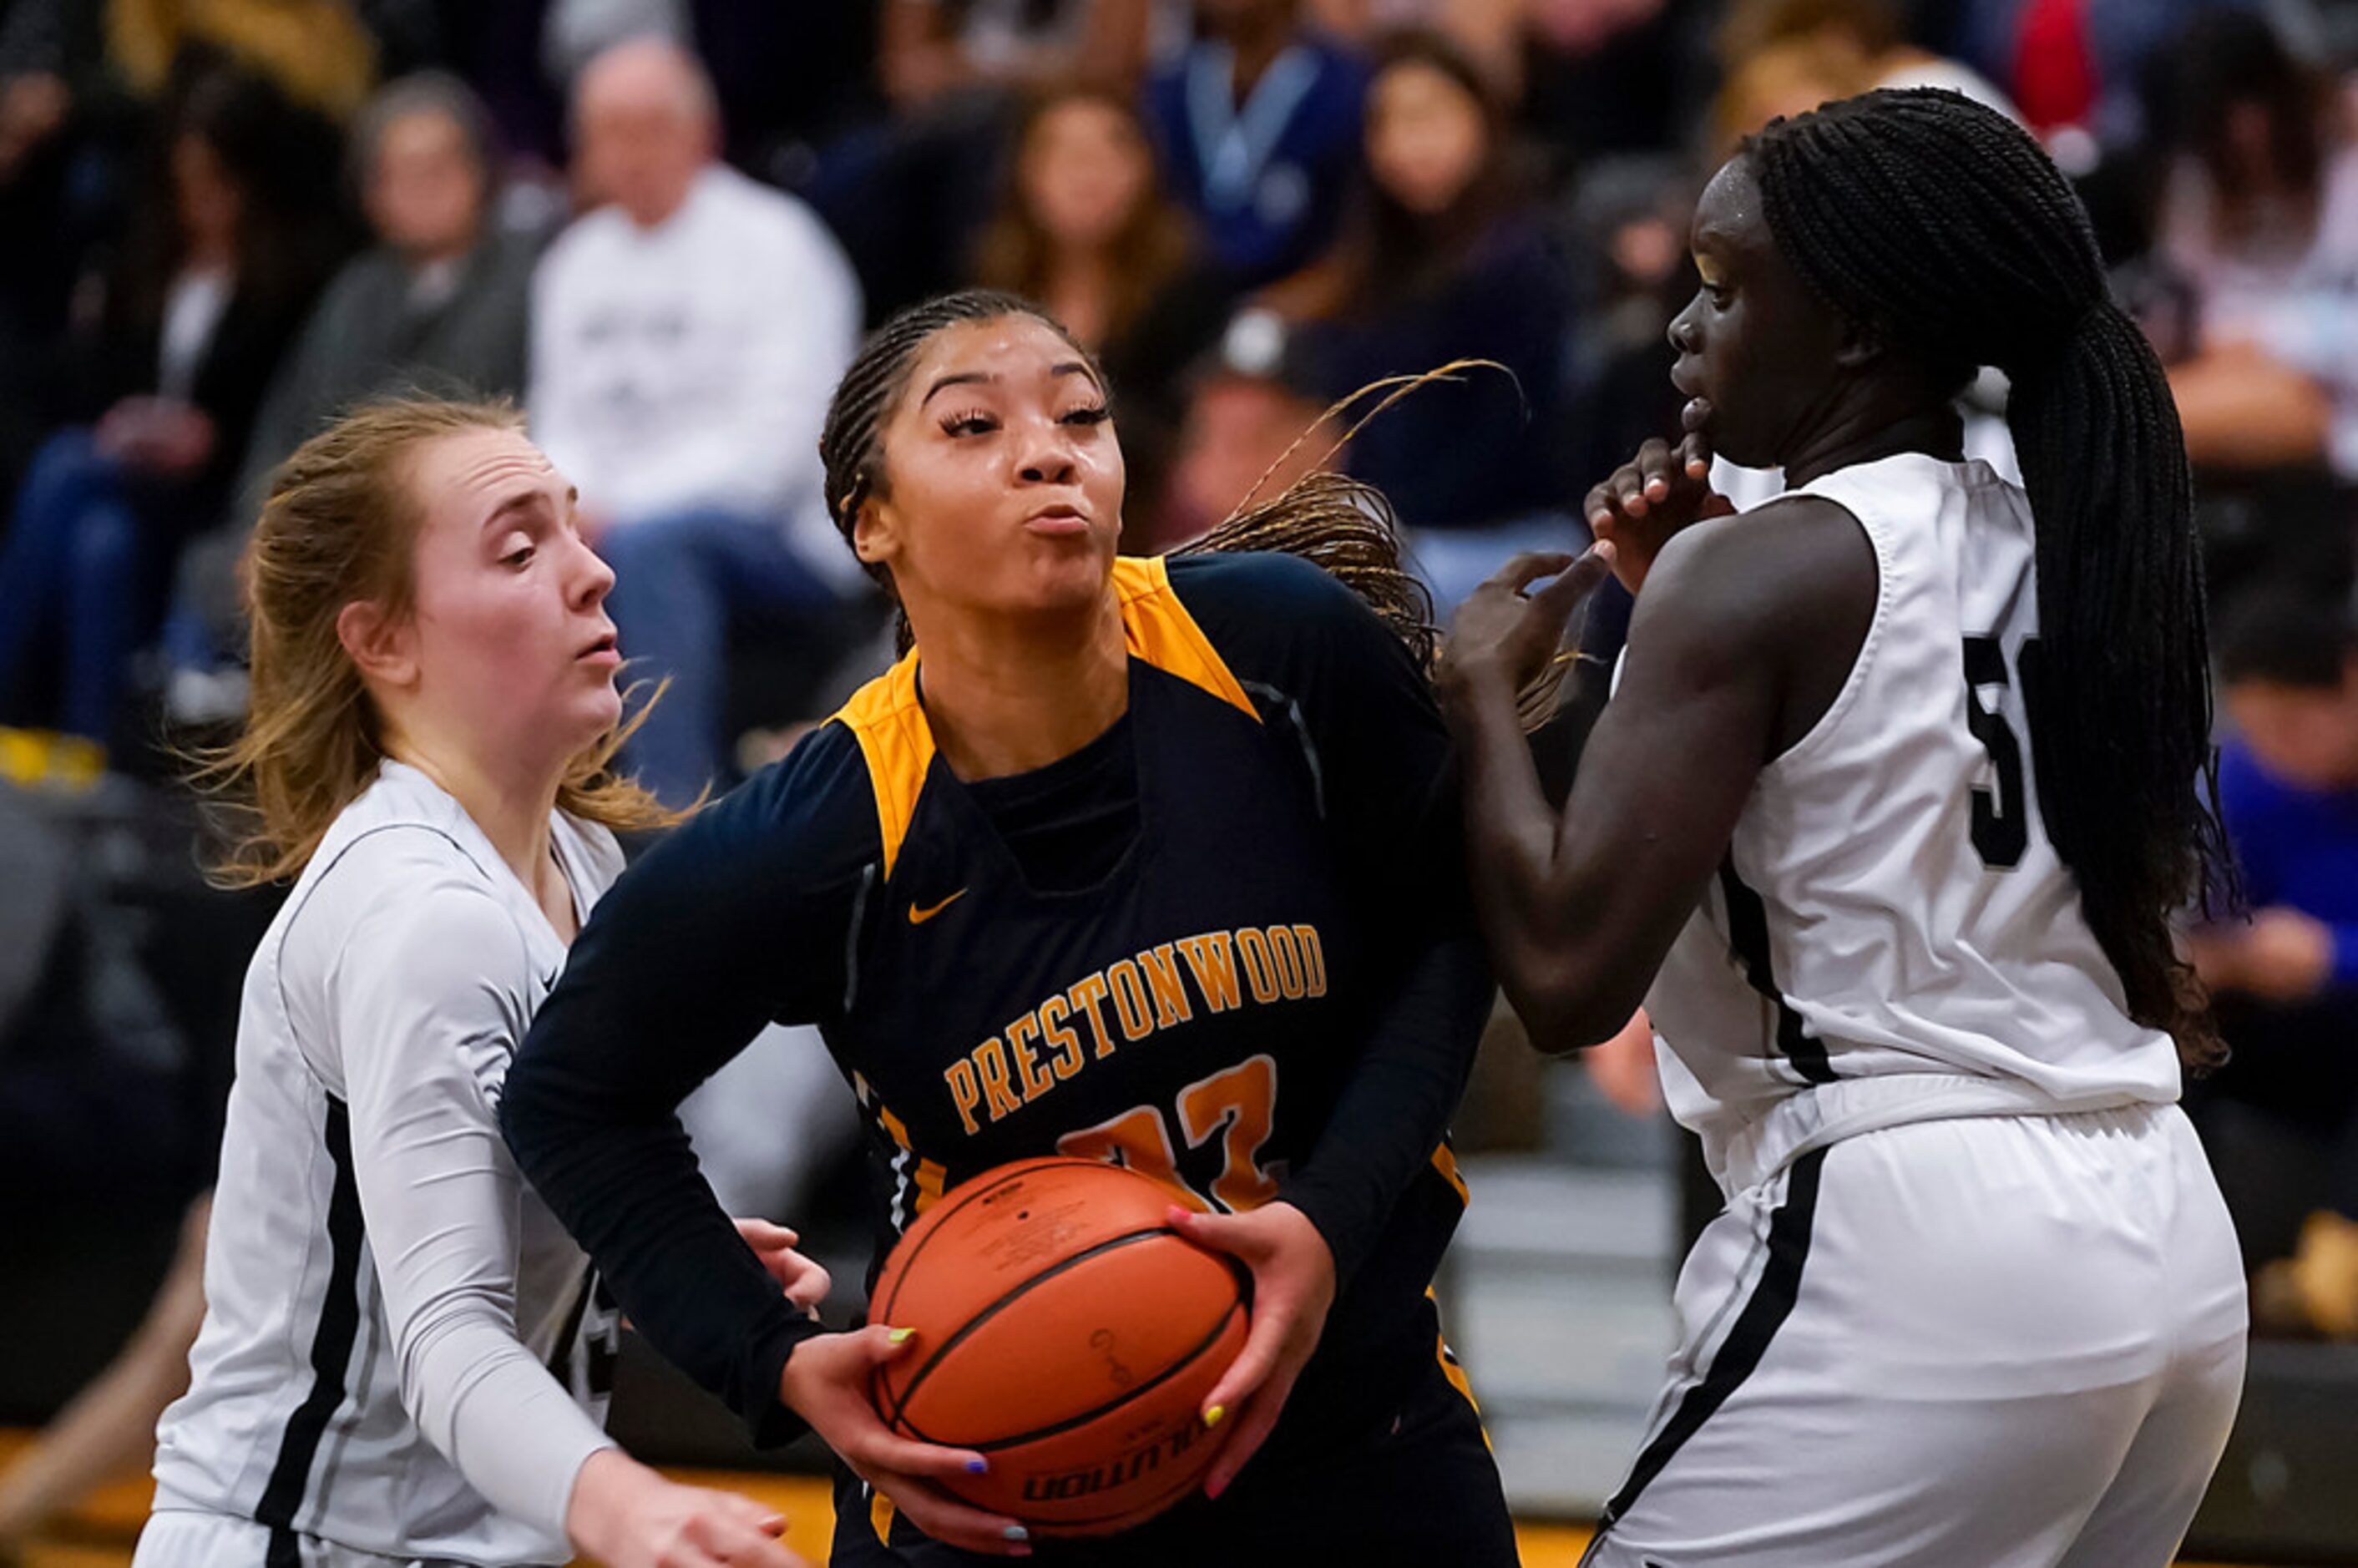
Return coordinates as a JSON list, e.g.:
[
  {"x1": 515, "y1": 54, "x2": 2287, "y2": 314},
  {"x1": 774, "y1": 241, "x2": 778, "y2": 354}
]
[{"x1": 1502, "y1": 968, "x2": 1634, "y2": 1056}]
